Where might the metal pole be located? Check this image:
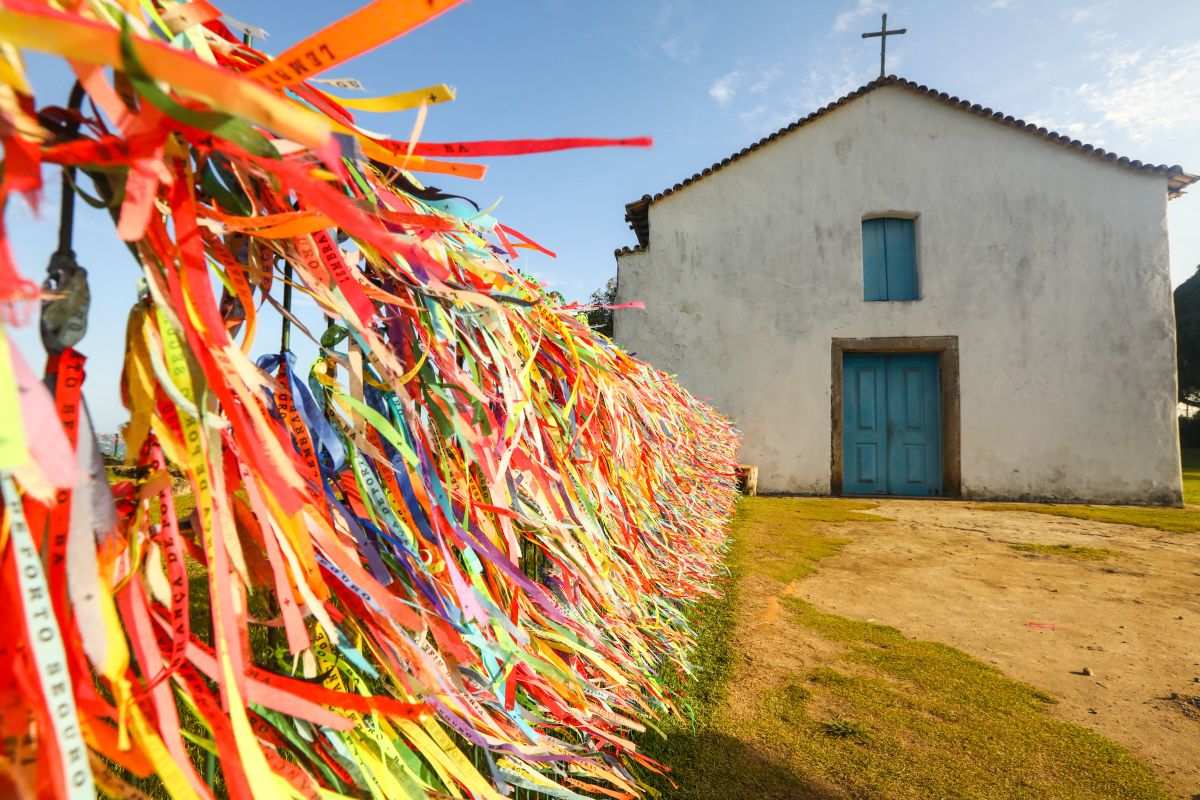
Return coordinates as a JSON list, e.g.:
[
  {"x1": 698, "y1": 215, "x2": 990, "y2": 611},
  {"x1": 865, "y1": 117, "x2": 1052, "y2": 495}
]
[
  {"x1": 239, "y1": 29, "x2": 294, "y2": 355},
  {"x1": 56, "y1": 82, "x2": 86, "y2": 257},
  {"x1": 281, "y1": 256, "x2": 293, "y2": 352},
  {"x1": 40, "y1": 81, "x2": 91, "y2": 357}
]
